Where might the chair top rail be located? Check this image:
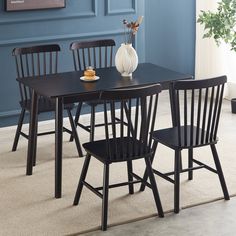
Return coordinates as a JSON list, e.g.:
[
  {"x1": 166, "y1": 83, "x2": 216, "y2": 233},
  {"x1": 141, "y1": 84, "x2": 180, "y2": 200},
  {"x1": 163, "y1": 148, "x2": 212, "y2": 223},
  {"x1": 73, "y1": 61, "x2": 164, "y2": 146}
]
[
  {"x1": 100, "y1": 84, "x2": 162, "y2": 101},
  {"x1": 174, "y1": 76, "x2": 227, "y2": 90},
  {"x1": 13, "y1": 44, "x2": 61, "y2": 56},
  {"x1": 70, "y1": 39, "x2": 115, "y2": 50}
]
